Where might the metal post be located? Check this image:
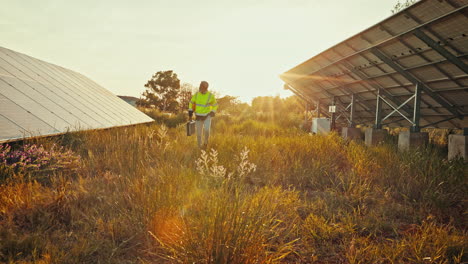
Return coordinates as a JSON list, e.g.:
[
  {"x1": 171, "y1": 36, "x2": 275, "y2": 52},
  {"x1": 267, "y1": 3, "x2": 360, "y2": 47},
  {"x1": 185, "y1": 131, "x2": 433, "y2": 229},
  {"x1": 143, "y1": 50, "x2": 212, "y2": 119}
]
[
  {"x1": 317, "y1": 100, "x2": 321, "y2": 118},
  {"x1": 412, "y1": 82, "x2": 422, "y2": 132},
  {"x1": 331, "y1": 97, "x2": 336, "y2": 130},
  {"x1": 350, "y1": 94, "x2": 356, "y2": 127},
  {"x1": 375, "y1": 89, "x2": 383, "y2": 129}
]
